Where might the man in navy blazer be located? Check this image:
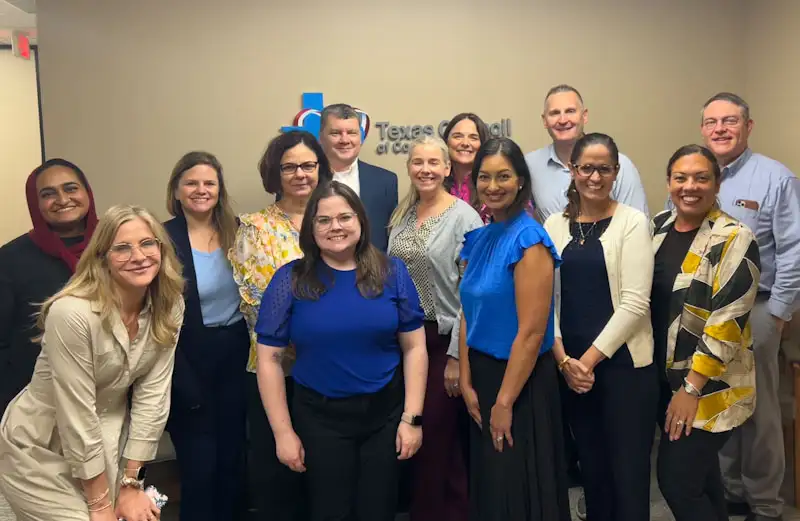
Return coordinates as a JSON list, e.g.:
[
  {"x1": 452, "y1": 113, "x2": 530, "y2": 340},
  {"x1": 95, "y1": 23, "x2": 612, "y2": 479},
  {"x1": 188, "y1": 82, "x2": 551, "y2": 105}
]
[{"x1": 319, "y1": 103, "x2": 398, "y2": 251}]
